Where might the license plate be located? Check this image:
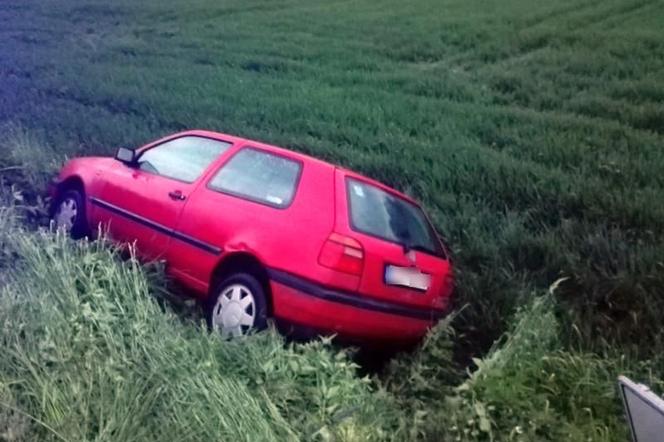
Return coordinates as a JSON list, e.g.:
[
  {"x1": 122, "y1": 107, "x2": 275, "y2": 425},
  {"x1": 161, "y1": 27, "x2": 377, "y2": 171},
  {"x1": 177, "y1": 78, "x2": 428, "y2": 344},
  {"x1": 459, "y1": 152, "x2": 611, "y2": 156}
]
[{"x1": 384, "y1": 265, "x2": 431, "y2": 291}]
